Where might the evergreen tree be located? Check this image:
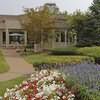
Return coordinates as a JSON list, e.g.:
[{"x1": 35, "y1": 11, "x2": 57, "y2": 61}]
[
  {"x1": 89, "y1": 0, "x2": 100, "y2": 45},
  {"x1": 77, "y1": 0, "x2": 100, "y2": 46}
]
